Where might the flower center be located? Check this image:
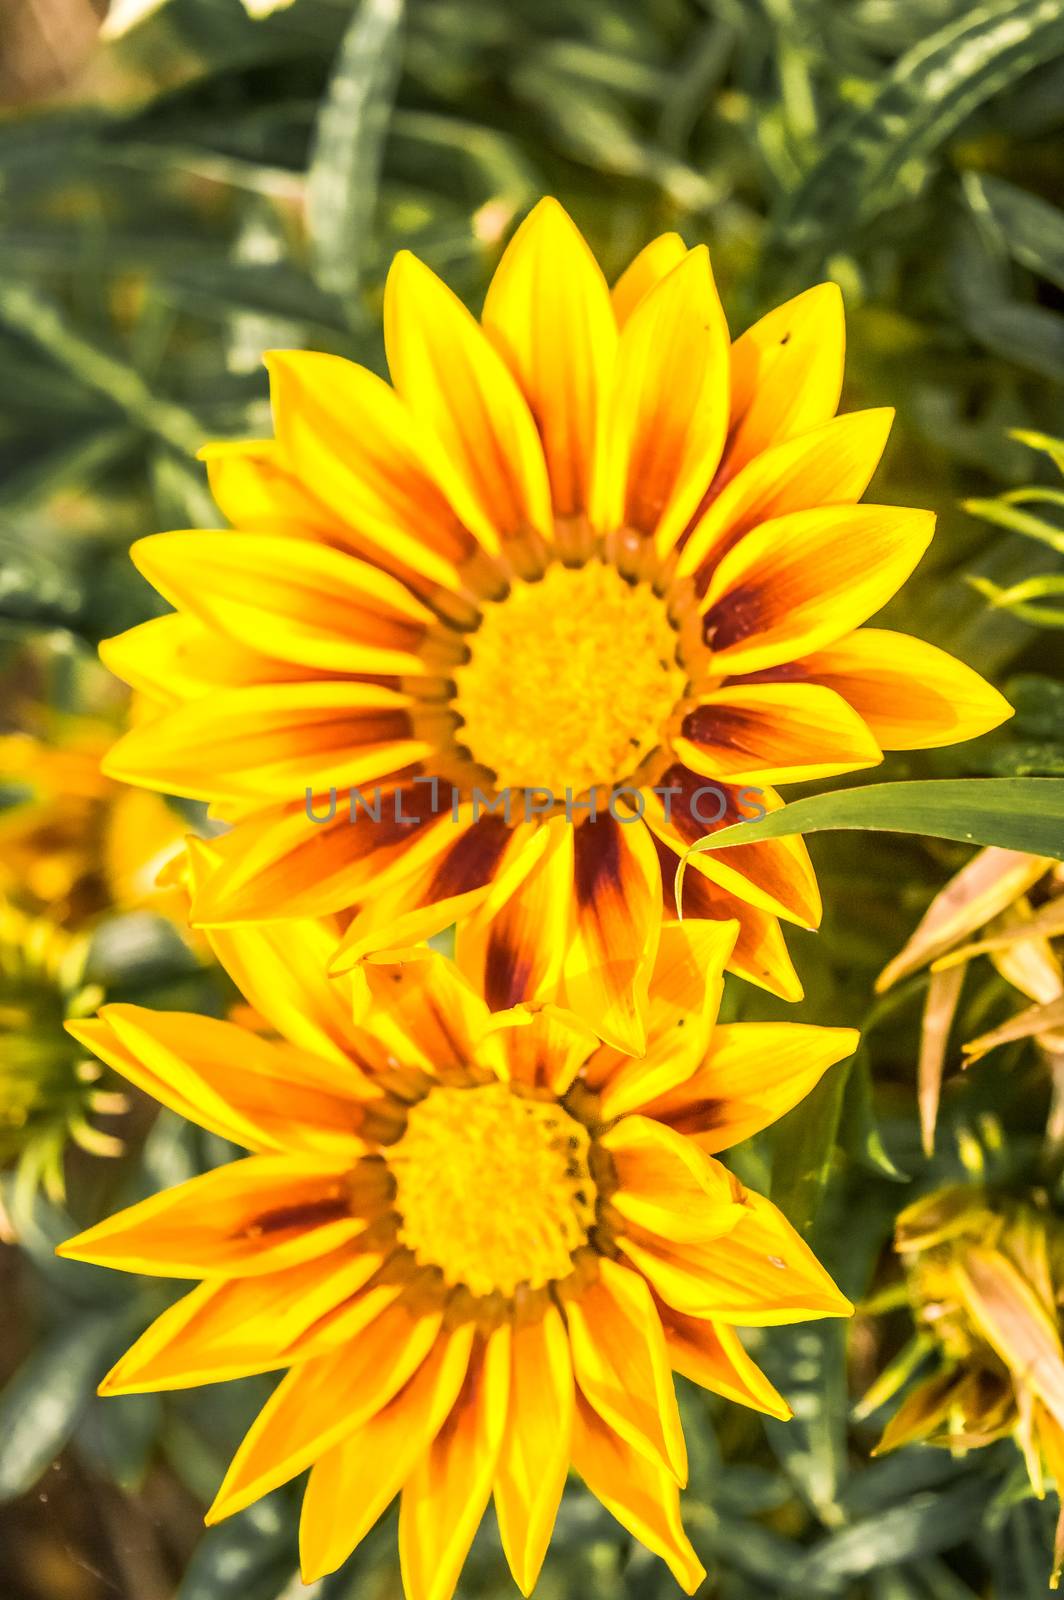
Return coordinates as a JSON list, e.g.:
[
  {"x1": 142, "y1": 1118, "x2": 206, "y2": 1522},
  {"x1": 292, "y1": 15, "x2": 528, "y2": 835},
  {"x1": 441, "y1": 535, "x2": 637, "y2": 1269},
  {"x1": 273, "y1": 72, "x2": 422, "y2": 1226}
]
[
  {"x1": 387, "y1": 1081, "x2": 596, "y2": 1298},
  {"x1": 451, "y1": 560, "x2": 685, "y2": 798}
]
